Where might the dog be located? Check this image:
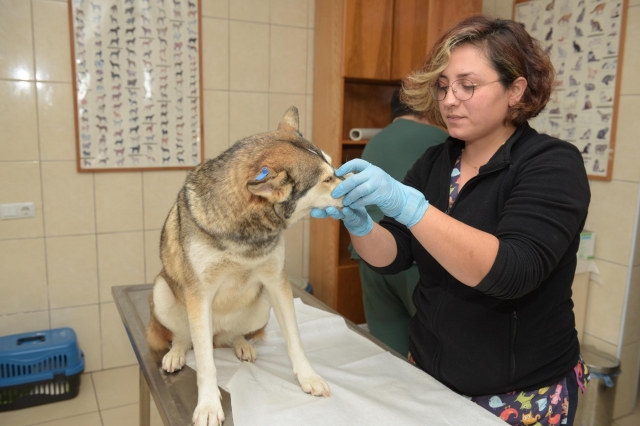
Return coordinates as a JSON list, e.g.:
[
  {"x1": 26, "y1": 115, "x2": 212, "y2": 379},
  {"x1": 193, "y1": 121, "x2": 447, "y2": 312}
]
[{"x1": 146, "y1": 107, "x2": 340, "y2": 425}]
